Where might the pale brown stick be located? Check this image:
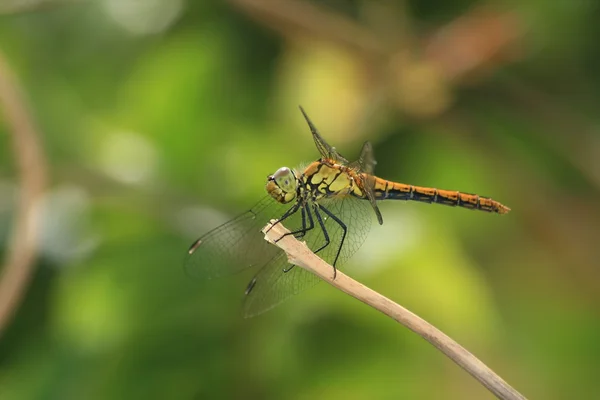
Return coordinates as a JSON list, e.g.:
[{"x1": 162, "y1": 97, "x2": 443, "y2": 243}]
[
  {"x1": 262, "y1": 221, "x2": 527, "y2": 400},
  {"x1": 0, "y1": 51, "x2": 47, "y2": 336}
]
